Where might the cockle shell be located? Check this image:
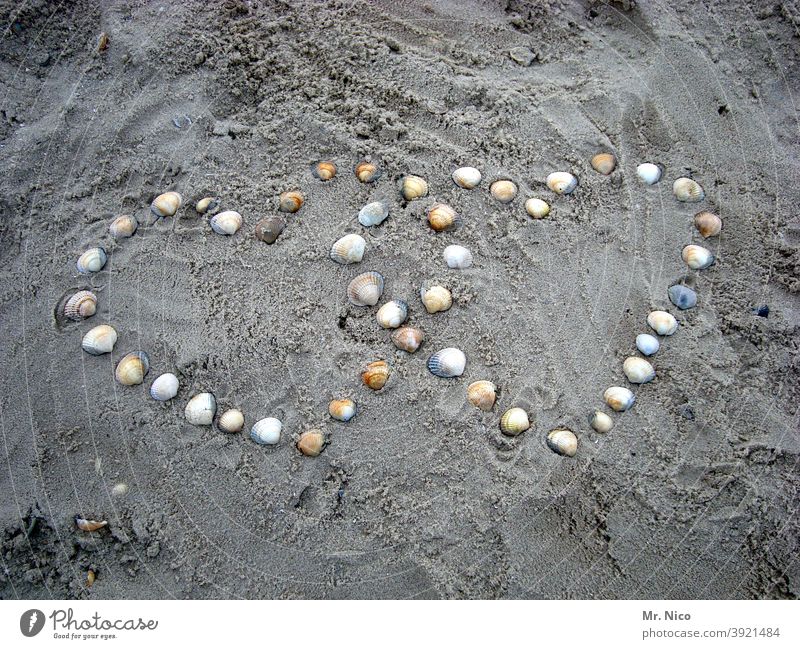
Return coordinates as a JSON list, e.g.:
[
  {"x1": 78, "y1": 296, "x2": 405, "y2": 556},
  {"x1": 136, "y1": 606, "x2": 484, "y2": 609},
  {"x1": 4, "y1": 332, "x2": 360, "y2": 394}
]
[
  {"x1": 500, "y1": 407, "x2": 530, "y2": 436},
  {"x1": 591, "y1": 153, "x2": 616, "y2": 175},
  {"x1": 362, "y1": 360, "x2": 389, "y2": 390},
  {"x1": 150, "y1": 372, "x2": 179, "y2": 401},
  {"x1": 218, "y1": 409, "x2": 245, "y2": 434},
  {"x1": 376, "y1": 299, "x2": 408, "y2": 329},
  {"x1": 75, "y1": 517, "x2": 107, "y2": 532},
  {"x1": 589, "y1": 411, "x2": 613, "y2": 433},
  {"x1": 196, "y1": 197, "x2": 219, "y2": 214},
  {"x1": 490, "y1": 179, "x2": 518, "y2": 203},
  {"x1": 111, "y1": 483, "x2": 129, "y2": 498},
  {"x1": 427, "y1": 203, "x2": 462, "y2": 232},
  {"x1": 297, "y1": 429, "x2": 325, "y2": 456},
  {"x1": 330, "y1": 233, "x2": 366, "y2": 264},
  {"x1": 399, "y1": 175, "x2": 428, "y2": 201},
  {"x1": 114, "y1": 351, "x2": 149, "y2": 386},
  {"x1": 329, "y1": 398, "x2": 356, "y2": 422},
  {"x1": 81, "y1": 324, "x2": 117, "y2": 355},
  {"x1": 254, "y1": 216, "x2": 286, "y2": 244},
  {"x1": 647, "y1": 310, "x2": 678, "y2": 336},
  {"x1": 151, "y1": 191, "x2": 182, "y2": 217},
  {"x1": 636, "y1": 163, "x2": 661, "y2": 185},
  {"x1": 355, "y1": 161, "x2": 380, "y2": 183},
  {"x1": 279, "y1": 190, "x2": 304, "y2": 213},
  {"x1": 604, "y1": 386, "x2": 635, "y2": 412},
  {"x1": 427, "y1": 347, "x2": 466, "y2": 378},
  {"x1": 347, "y1": 271, "x2": 384, "y2": 306},
  {"x1": 210, "y1": 210, "x2": 243, "y2": 235},
  {"x1": 358, "y1": 199, "x2": 389, "y2": 227},
  {"x1": 391, "y1": 326, "x2": 423, "y2": 353},
  {"x1": 313, "y1": 161, "x2": 337, "y2": 181},
  {"x1": 443, "y1": 245, "x2": 473, "y2": 269},
  {"x1": 109, "y1": 215, "x2": 137, "y2": 239},
  {"x1": 525, "y1": 198, "x2": 550, "y2": 219},
  {"x1": 546, "y1": 172, "x2": 578, "y2": 195},
  {"x1": 673, "y1": 177, "x2": 704, "y2": 202},
  {"x1": 682, "y1": 244, "x2": 715, "y2": 270},
  {"x1": 623, "y1": 357, "x2": 655, "y2": 384},
  {"x1": 64, "y1": 290, "x2": 97, "y2": 321},
  {"x1": 694, "y1": 211, "x2": 722, "y2": 238},
  {"x1": 250, "y1": 417, "x2": 282, "y2": 445},
  {"x1": 668, "y1": 284, "x2": 697, "y2": 310},
  {"x1": 635, "y1": 333, "x2": 660, "y2": 356},
  {"x1": 452, "y1": 166, "x2": 482, "y2": 189},
  {"x1": 466, "y1": 380, "x2": 496, "y2": 411},
  {"x1": 420, "y1": 285, "x2": 452, "y2": 313},
  {"x1": 76, "y1": 247, "x2": 107, "y2": 274},
  {"x1": 185, "y1": 392, "x2": 216, "y2": 426},
  {"x1": 547, "y1": 428, "x2": 578, "y2": 457}
]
